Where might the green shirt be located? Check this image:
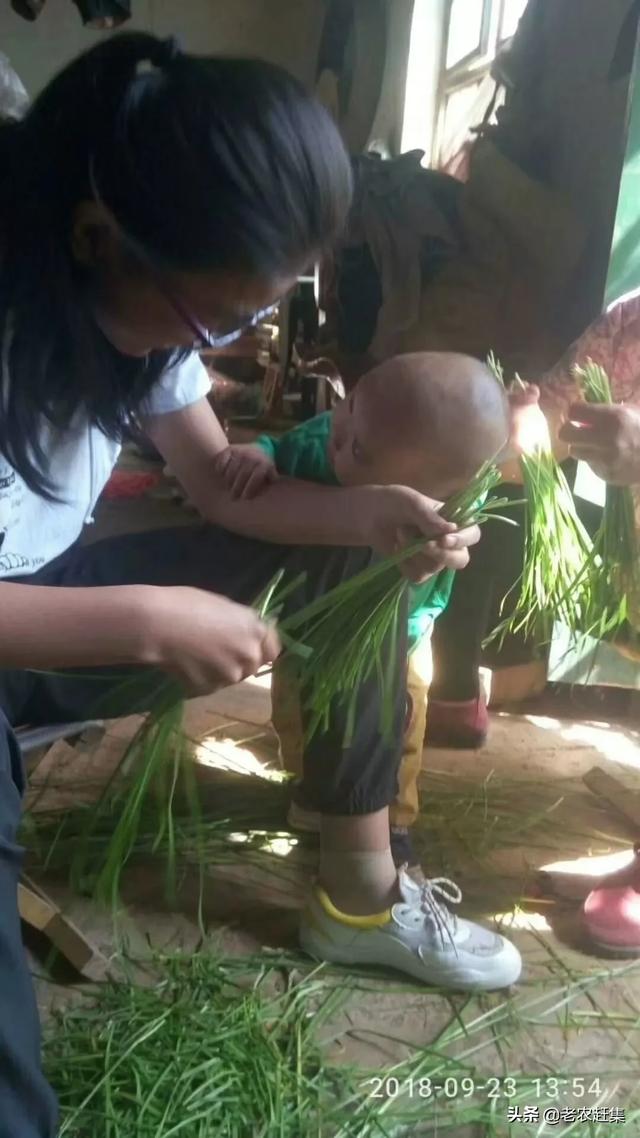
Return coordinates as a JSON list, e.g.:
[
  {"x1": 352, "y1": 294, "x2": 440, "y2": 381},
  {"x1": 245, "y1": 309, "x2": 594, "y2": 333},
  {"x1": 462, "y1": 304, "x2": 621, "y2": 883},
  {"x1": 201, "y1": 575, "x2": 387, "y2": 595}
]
[{"x1": 255, "y1": 413, "x2": 454, "y2": 648}]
